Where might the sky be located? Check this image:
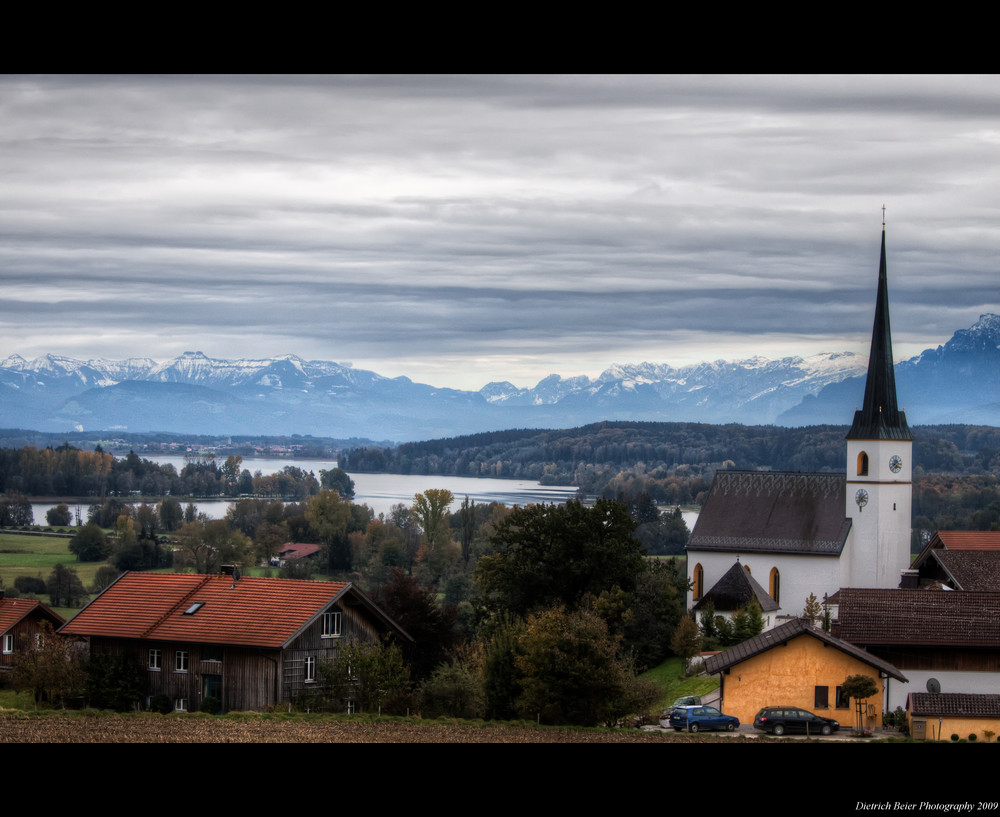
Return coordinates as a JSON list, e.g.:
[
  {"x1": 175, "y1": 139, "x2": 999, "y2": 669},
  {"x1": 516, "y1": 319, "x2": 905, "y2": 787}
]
[{"x1": 2, "y1": 74, "x2": 999, "y2": 391}]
